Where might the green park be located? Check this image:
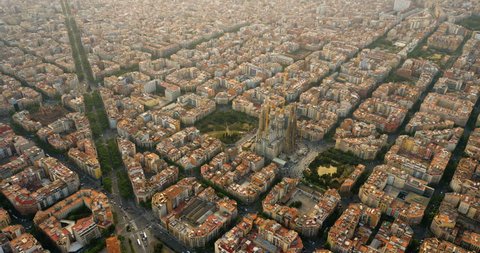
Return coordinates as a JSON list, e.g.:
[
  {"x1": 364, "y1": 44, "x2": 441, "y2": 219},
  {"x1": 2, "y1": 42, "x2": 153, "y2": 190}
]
[{"x1": 195, "y1": 108, "x2": 258, "y2": 144}]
